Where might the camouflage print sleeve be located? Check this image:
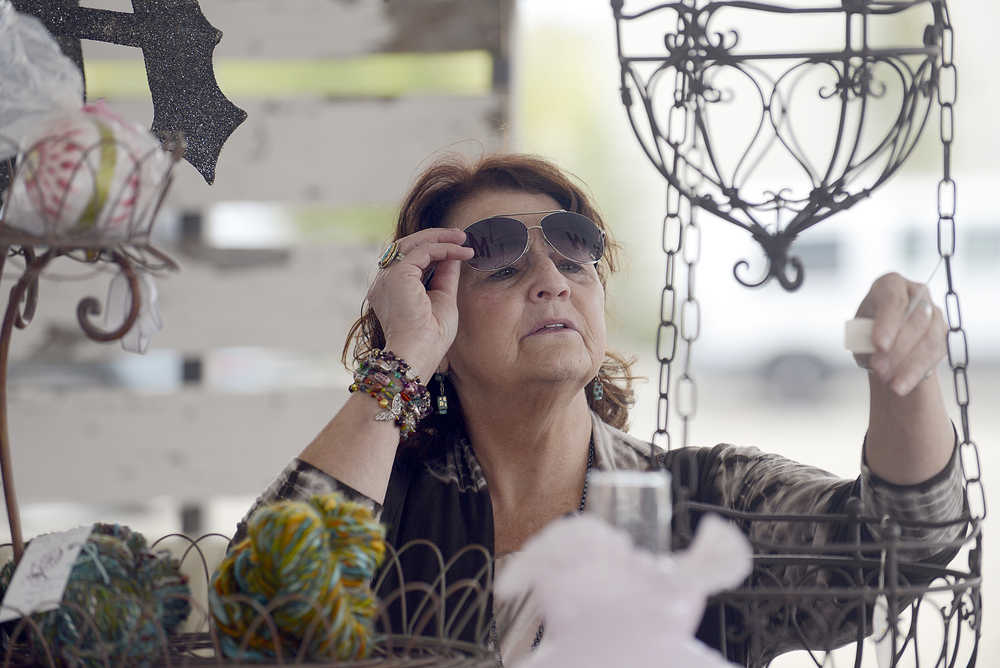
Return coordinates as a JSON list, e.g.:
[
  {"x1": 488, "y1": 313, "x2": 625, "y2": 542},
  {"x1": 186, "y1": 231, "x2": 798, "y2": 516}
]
[{"x1": 700, "y1": 431, "x2": 964, "y2": 562}]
